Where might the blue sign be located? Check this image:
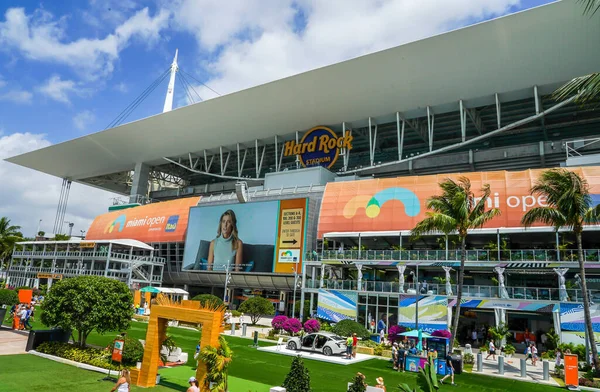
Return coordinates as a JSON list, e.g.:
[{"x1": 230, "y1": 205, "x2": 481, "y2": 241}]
[{"x1": 165, "y1": 215, "x2": 180, "y2": 232}]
